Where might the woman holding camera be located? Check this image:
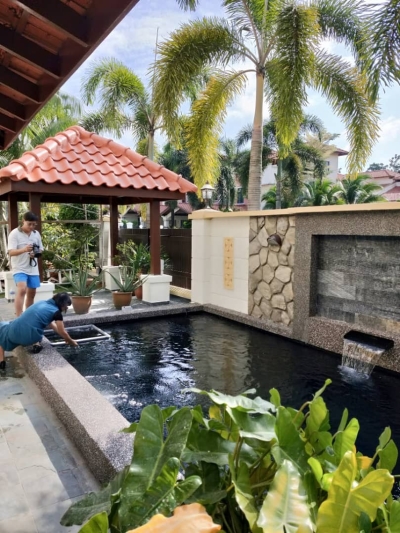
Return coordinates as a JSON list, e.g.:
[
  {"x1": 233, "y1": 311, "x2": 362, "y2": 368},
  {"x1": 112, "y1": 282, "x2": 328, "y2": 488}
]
[{"x1": 7, "y1": 211, "x2": 44, "y2": 317}]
